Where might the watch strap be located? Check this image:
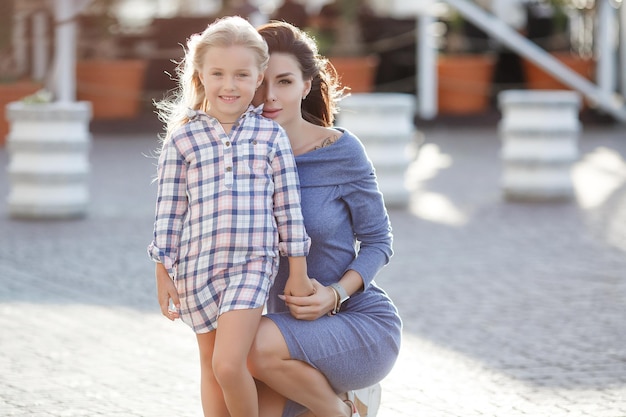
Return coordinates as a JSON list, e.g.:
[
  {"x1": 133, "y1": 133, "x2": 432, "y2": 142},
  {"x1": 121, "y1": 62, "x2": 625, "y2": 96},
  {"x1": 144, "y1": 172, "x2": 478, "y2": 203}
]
[{"x1": 330, "y1": 282, "x2": 349, "y2": 303}]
